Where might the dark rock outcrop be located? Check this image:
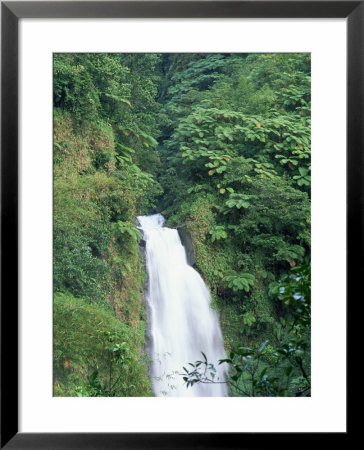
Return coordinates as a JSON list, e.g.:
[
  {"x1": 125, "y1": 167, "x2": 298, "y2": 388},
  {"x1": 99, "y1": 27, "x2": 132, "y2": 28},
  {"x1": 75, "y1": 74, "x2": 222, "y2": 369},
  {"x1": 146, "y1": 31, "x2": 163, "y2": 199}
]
[{"x1": 177, "y1": 227, "x2": 195, "y2": 266}]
